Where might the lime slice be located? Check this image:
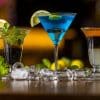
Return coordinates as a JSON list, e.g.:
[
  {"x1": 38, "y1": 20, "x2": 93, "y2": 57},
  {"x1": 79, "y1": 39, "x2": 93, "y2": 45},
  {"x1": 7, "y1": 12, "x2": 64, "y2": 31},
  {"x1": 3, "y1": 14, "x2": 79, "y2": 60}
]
[
  {"x1": 0, "y1": 19, "x2": 10, "y2": 28},
  {"x1": 50, "y1": 60, "x2": 65, "y2": 71},
  {"x1": 30, "y1": 10, "x2": 51, "y2": 27},
  {"x1": 42, "y1": 58, "x2": 51, "y2": 69},
  {"x1": 70, "y1": 59, "x2": 84, "y2": 69},
  {"x1": 61, "y1": 57, "x2": 71, "y2": 67}
]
